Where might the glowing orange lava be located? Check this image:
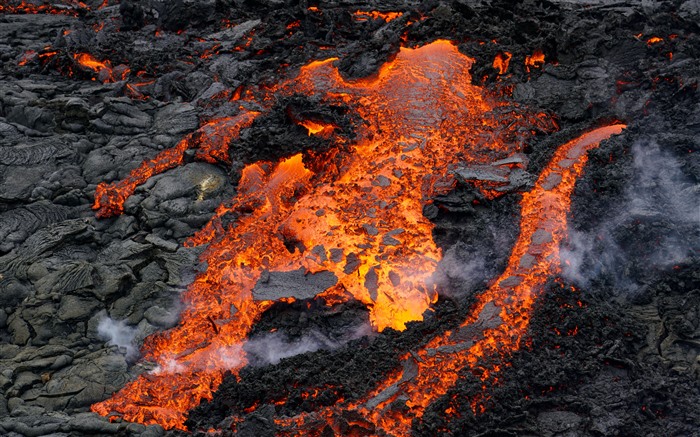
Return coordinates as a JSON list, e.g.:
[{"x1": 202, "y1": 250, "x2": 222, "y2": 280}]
[
  {"x1": 296, "y1": 119, "x2": 336, "y2": 137},
  {"x1": 525, "y1": 49, "x2": 545, "y2": 72},
  {"x1": 91, "y1": 40, "x2": 557, "y2": 429},
  {"x1": 18, "y1": 50, "x2": 36, "y2": 66},
  {"x1": 74, "y1": 53, "x2": 110, "y2": 72},
  {"x1": 353, "y1": 10, "x2": 403, "y2": 22},
  {"x1": 492, "y1": 51, "x2": 512, "y2": 75},
  {"x1": 0, "y1": 0, "x2": 86, "y2": 16}
]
